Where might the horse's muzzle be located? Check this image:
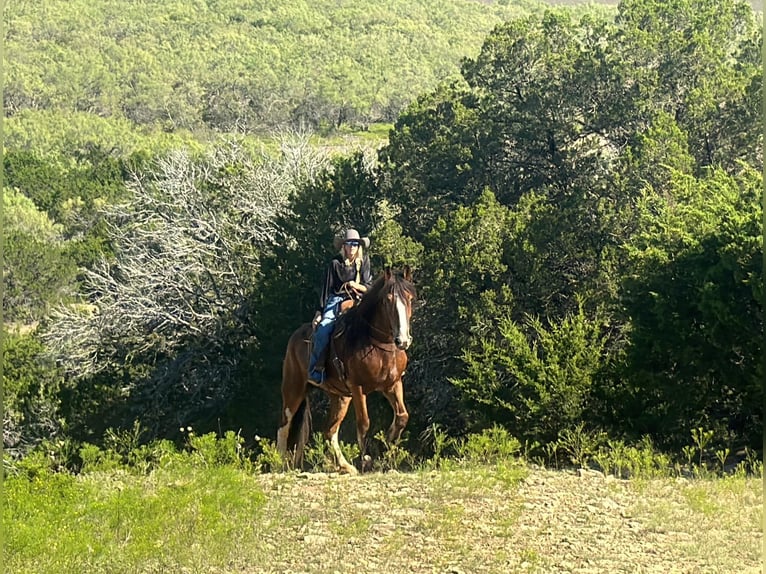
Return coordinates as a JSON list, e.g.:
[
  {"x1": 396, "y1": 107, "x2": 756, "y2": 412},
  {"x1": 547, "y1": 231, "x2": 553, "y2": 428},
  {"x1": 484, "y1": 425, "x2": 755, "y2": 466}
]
[{"x1": 394, "y1": 337, "x2": 411, "y2": 350}]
